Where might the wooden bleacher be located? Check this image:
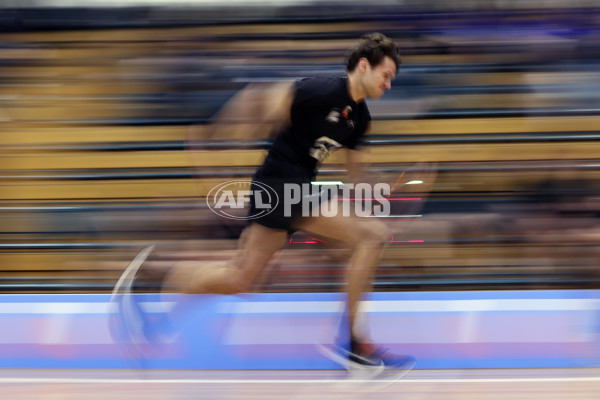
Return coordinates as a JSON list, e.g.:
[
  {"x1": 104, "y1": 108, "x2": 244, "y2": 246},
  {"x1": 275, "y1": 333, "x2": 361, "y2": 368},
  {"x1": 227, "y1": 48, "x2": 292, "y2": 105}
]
[{"x1": 1, "y1": 18, "x2": 600, "y2": 293}]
